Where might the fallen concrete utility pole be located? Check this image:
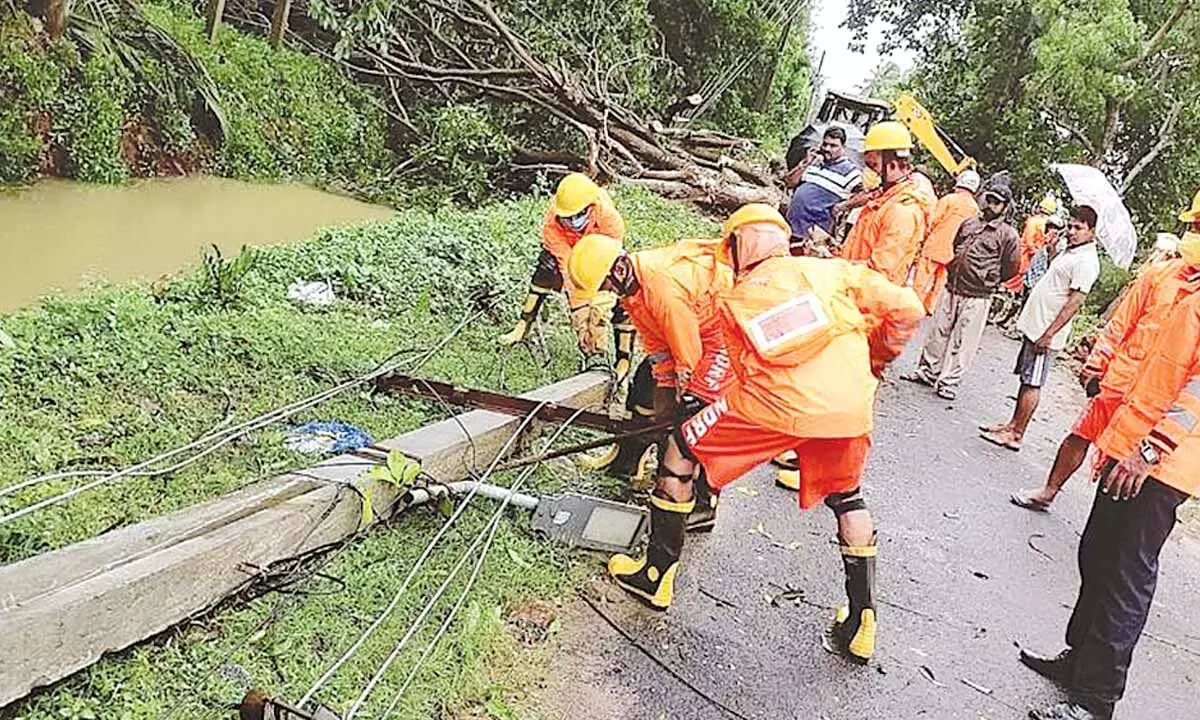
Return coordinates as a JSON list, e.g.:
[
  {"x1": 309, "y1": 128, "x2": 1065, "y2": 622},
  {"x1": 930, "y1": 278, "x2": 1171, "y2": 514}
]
[{"x1": 0, "y1": 372, "x2": 608, "y2": 709}]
